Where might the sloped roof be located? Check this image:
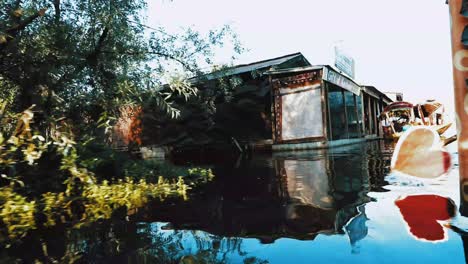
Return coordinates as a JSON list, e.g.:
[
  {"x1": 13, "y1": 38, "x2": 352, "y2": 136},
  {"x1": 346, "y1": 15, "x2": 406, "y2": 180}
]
[
  {"x1": 362, "y1": 86, "x2": 393, "y2": 104},
  {"x1": 193, "y1": 52, "x2": 310, "y2": 81},
  {"x1": 263, "y1": 65, "x2": 324, "y2": 75},
  {"x1": 265, "y1": 65, "x2": 361, "y2": 86}
]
